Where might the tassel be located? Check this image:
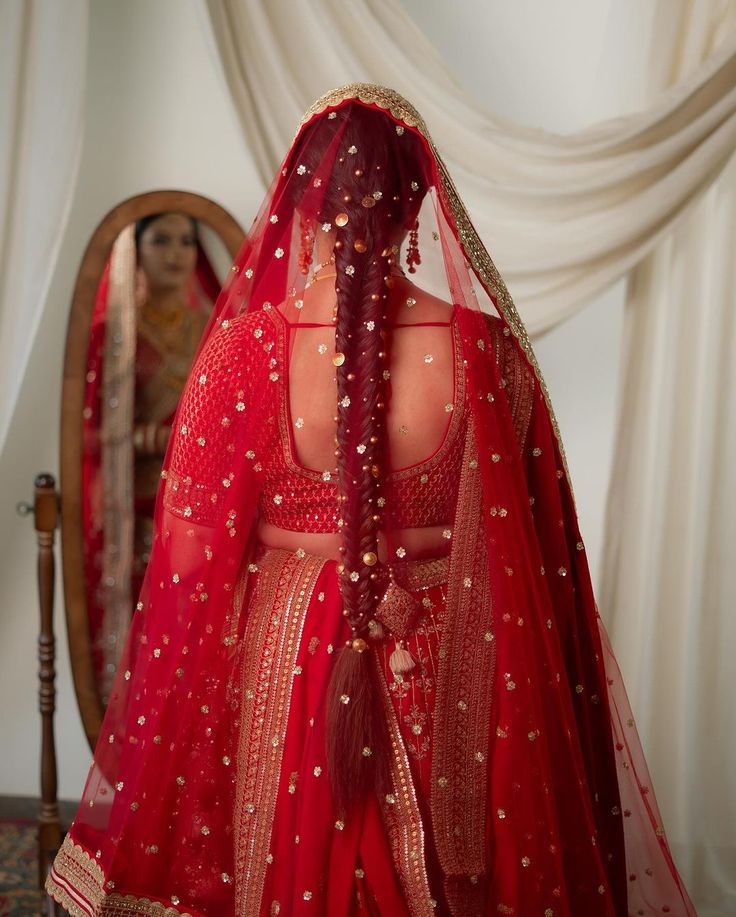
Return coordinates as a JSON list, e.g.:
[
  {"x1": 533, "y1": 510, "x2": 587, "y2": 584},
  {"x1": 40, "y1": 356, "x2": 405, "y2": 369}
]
[
  {"x1": 389, "y1": 640, "x2": 416, "y2": 677},
  {"x1": 326, "y1": 641, "x2": 393, "y2": 817}
]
